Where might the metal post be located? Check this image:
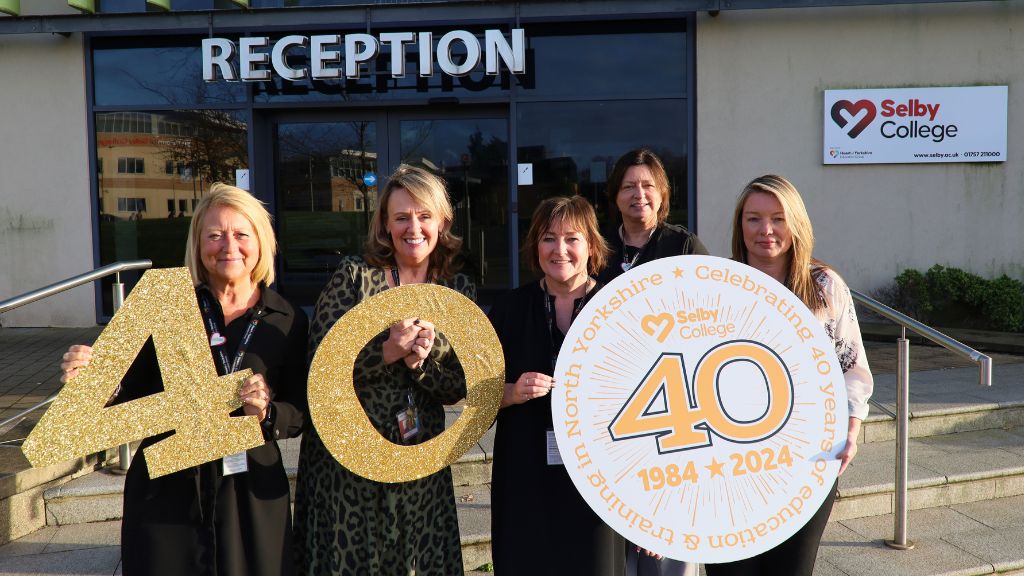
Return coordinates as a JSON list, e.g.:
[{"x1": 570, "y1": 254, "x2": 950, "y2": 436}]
[
  {"x1": 112, "y1": 272, "x2": 132, "y2": 473},
  {"x1": 886, "y1": 327, "x2": 914, "y2": 550}
]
